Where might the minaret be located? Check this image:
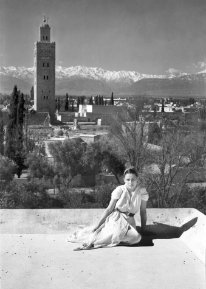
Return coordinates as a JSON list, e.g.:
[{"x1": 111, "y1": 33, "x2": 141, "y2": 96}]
[{"x1": 34, "y1": 17, "x2": 55, "y2": 115}]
